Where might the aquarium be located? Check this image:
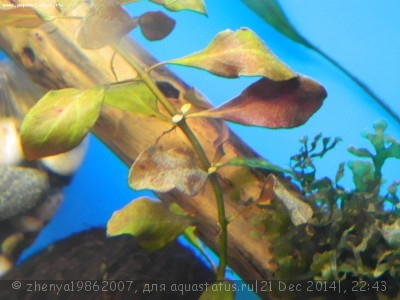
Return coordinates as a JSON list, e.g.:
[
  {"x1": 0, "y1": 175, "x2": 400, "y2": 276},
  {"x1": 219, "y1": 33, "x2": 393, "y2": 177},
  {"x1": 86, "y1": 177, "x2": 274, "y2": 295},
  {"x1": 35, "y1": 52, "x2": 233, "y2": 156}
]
[{"x1": 0, "y1": 0, "x2": 399, "y2": 299}]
